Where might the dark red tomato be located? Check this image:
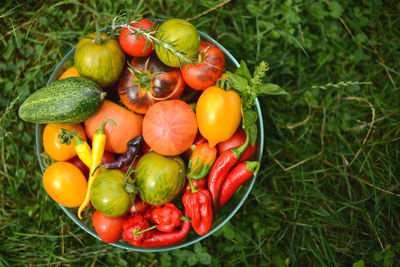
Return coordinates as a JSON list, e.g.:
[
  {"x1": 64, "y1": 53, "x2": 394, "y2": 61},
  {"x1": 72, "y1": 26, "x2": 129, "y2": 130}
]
[
  {"x1": 180, "y1": 41, "x2": 225, "y2": 90},
  {"x1": 217, "y1": 128, "x2": 257, "y2": 163},
  {"x1": 182, "y1": 132, "x2": 207, "y2": 160},
  {"x1": 130, "y1": 196, "x2": 150, "y2": 214},
  {"x1": 186, "y1": 176, "x2": 208, "y2": 191},
  {"x1": 119, "y1": 18, "x2": 155, "y2": 57},
  {"x1": 119, "y1": 156, "x2": 141, "y2": 175},
  {"x1": 68, "y1": 151, "x2": 116, "y2": 178},
  {"x1": 118, "y1": 54, "x2": 185, "y2": 114},
  {"x1": 142, "y1": 141, "x2": 153, "y2": 154},
  {"x1": 92, "y1": 211, "x2": 128, "y2": 243}
]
